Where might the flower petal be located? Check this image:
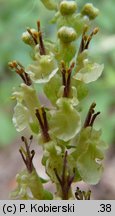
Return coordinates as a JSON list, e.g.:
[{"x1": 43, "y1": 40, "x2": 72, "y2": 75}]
[
  {"x1": 27, "y1": 53, "x2": 58, "y2": 83},
  {"x1": 74, "y1": 63, "x2": 104, "y2": 83},
  {"x1": 13, "y1": 103, "x2": 30, "y2": 132},
  {"x1": 72, "y1": 127, "x2": 107, "y2": 184},
  {"x1": 77, "y1": 144, "x2": 104, "y2": 184},
  {"x1": 49, "y1": 98, "x2": 81, "y2": 141}
]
